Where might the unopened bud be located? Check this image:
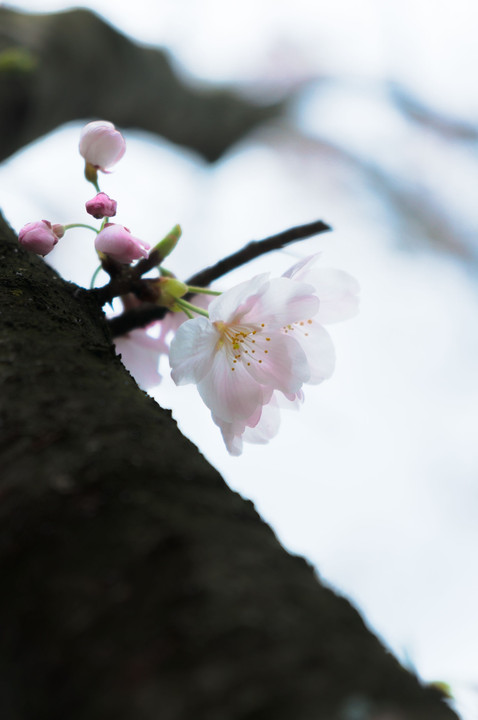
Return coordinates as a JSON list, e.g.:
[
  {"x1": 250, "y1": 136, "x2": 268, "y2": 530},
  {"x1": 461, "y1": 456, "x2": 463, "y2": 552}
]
[
  {"x1": 18, "y1": 220, "x2": 62, "y2": 256},
  {"x1": 79, "y1": 120, "x2": 126, "y2": 172},
  {"x1": 86, "y1": 192, "x2": 117, "y2": 219},
  {"x1": 95, "y1": 223, "x2": 150, "y2": 264}
]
